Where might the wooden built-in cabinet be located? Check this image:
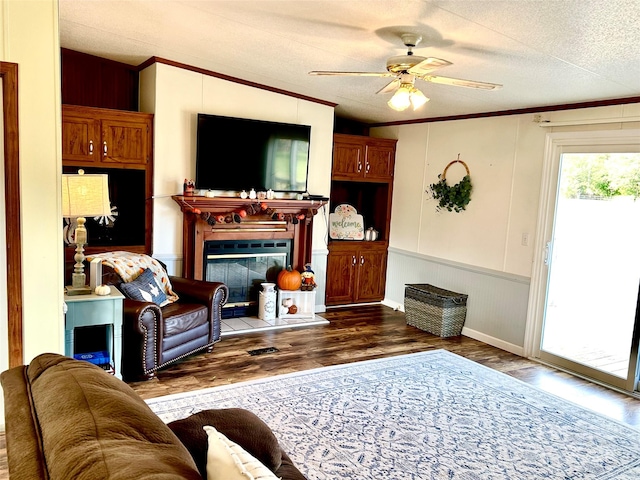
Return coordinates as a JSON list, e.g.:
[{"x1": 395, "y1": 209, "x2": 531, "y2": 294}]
[
  {"x1": 326, "y1": 133, "x2": 396, "y2": 306},
  {"x1": 62, "y1": 105, "x2": 152, "y2": 166},
  {"x1": 325, "y1": 242, "x2": 388, "y2": 305},
  {"x1": 62, "y1": 105, "x2": 154, "y2": 257},
  {"x1": 331, "y1": 133, "x2": 396, "y2": 181}
]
